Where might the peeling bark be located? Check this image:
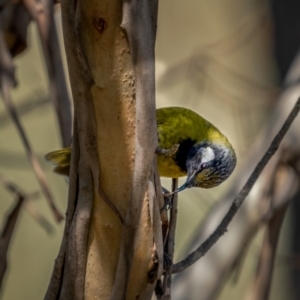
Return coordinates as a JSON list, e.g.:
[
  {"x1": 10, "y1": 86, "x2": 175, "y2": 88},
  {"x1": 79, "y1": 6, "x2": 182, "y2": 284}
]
[{"x1": 45, "y1": 1, "x2": 162, "y2": 299}]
